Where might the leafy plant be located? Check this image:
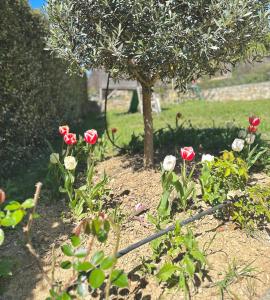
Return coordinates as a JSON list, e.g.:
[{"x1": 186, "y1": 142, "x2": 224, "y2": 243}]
[
  {"x1": 0, "y1": 198, "x2": 35, "y2": 247},
  {"x1": 232, "y1": 184, "x2": 270, "y2": 231},
  {"x1": 200, "y1": 151, "x2": 248, "y2": 206},
  {"x1": 213, "y1": 260, "x2": 256, "y2": 299},
  {"x1": 0, "y1": 185, "x2": 39, "y2": 278},
  {"x1": 158, "y1": 152, "x2": 196, "y2": 217},
  {"x1": 47, "y1": 130, "x2": 109, "y2": 217},
  {"x1": 143, "y1": 223, "x2": 207, "y2": 299},
  {"x1": 47, "y1": 214, "x2": 128, "y2": 299}
]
